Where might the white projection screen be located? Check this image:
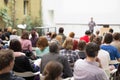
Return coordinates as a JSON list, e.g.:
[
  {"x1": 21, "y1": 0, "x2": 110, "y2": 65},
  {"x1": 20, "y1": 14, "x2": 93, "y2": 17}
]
[{"x1": 55, "y1": 0, "x2": 120, "y2": 25}]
